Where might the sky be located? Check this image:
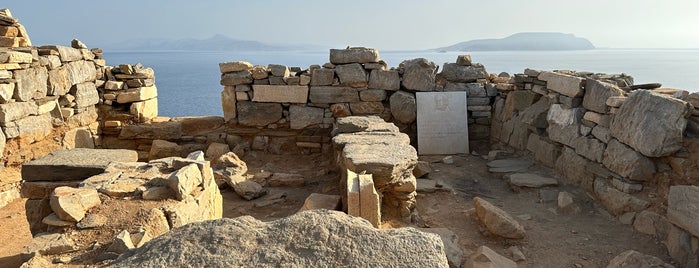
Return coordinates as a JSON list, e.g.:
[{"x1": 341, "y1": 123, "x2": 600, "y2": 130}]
[{"x1": 4, "y1": 0, "x2": 699, "y2": 50}]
